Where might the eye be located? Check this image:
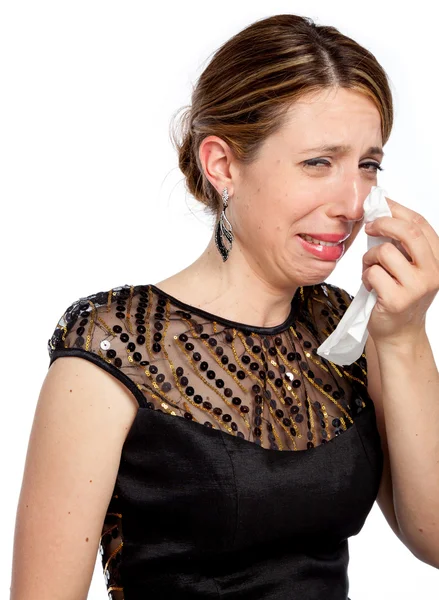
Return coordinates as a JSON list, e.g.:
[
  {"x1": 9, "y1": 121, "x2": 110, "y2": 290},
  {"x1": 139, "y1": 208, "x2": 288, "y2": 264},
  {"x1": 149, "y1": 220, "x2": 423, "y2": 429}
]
[
  {"x1": 304, "y1": 159, "x2": 384, "y2": 172},
  {"x1": 361, "y1": 162, "x2": 384, "y2": 172}
]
